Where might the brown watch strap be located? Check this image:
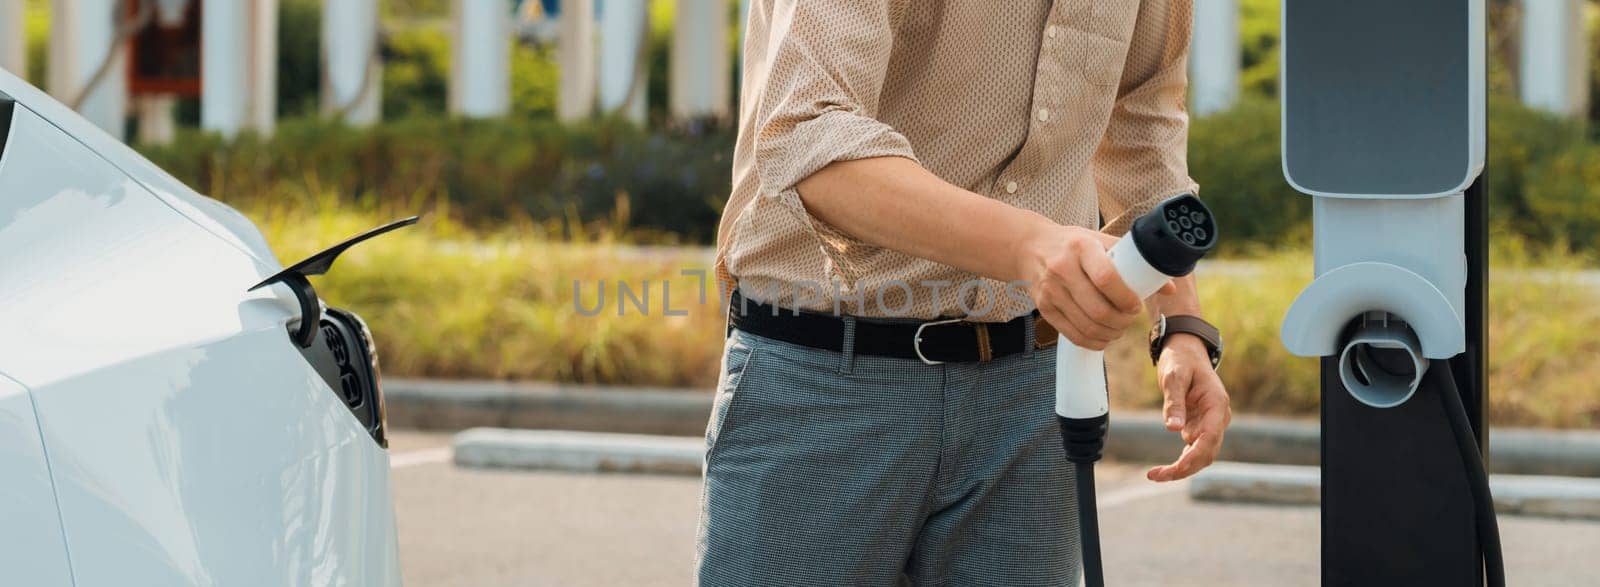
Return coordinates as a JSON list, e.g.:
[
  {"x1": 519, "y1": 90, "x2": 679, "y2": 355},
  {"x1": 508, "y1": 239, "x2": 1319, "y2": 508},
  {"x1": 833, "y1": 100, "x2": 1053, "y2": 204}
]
[{"x1": 1150, "y1": 315, "x2": 1222, "y2": 367}]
